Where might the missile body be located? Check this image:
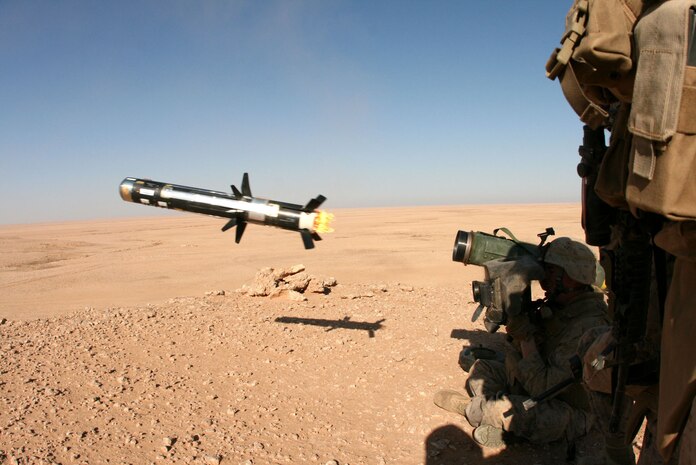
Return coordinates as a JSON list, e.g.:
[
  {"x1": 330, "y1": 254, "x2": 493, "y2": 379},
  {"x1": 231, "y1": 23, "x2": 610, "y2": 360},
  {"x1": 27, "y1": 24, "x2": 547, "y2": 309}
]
[{"x1": 119, "y1": 174, "x2": 331, "y2": 249}]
